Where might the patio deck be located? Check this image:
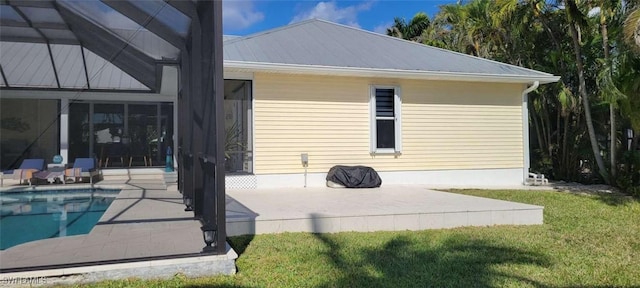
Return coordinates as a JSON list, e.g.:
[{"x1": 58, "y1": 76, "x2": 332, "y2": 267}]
[
  {"x1": 0, "y1": 177, "x2": 237, "y2": 283},
  {"x1": 226, "y1": 185, "x2": 543, "y2": 236},
  {"x1": 0, "y1": 179, "x2": 543, "y2": 283}
]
